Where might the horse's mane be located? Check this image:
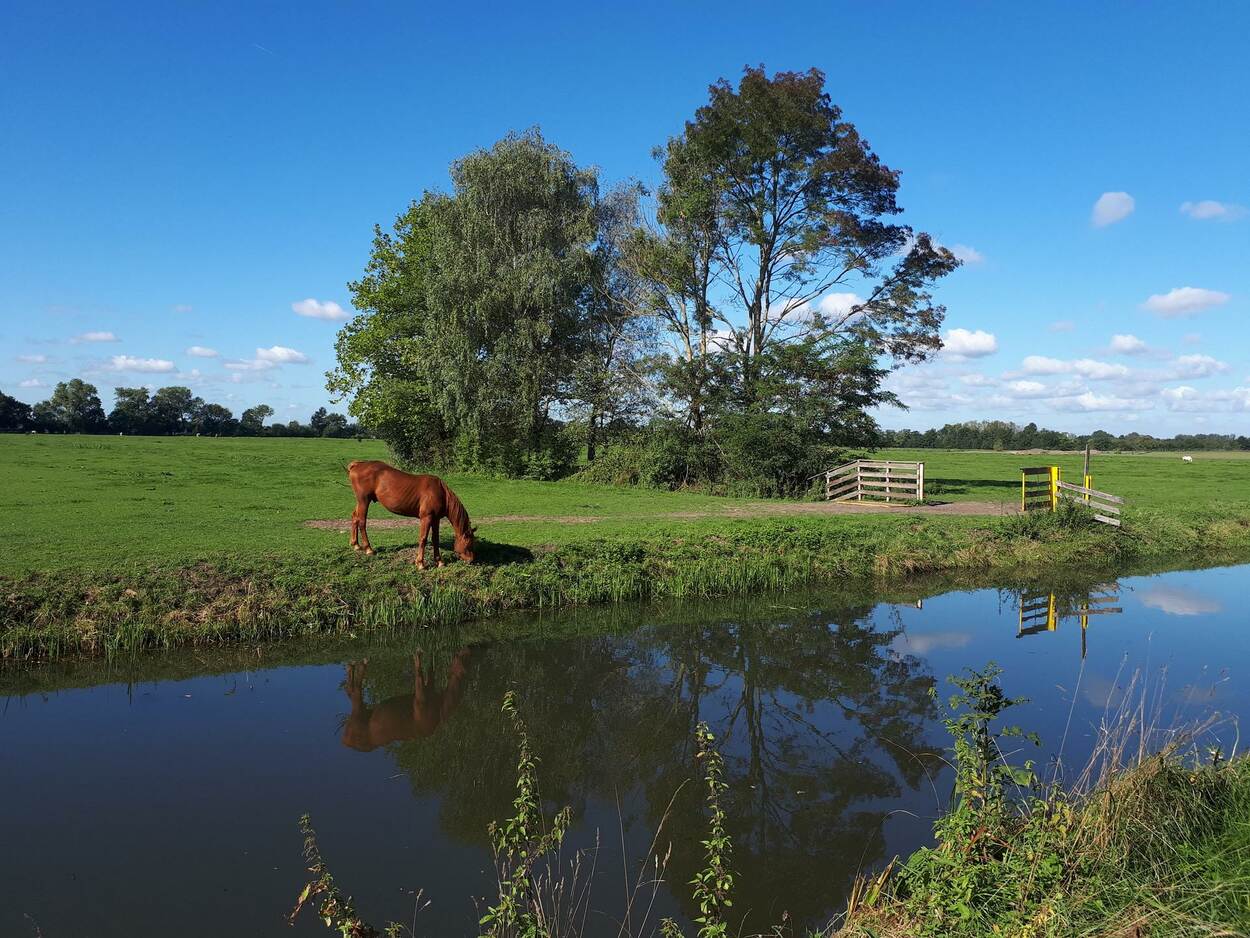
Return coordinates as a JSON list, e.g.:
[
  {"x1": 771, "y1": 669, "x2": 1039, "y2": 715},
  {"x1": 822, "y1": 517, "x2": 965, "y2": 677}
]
[{"x1": 441, "y1": 480, "x2": 472, "y2": 538}]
